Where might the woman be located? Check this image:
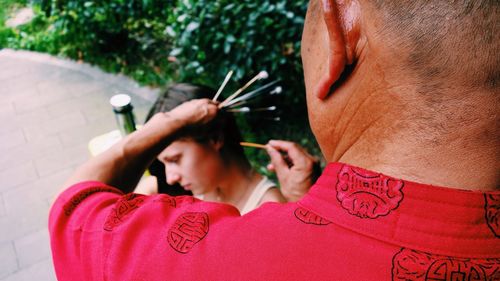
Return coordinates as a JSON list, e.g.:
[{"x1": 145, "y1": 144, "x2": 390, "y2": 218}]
[{"x1": 138, "y1": 83, "x2": 286, "y2": 214}]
